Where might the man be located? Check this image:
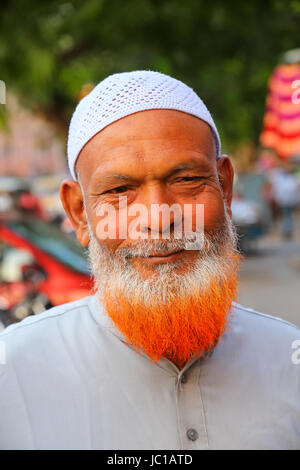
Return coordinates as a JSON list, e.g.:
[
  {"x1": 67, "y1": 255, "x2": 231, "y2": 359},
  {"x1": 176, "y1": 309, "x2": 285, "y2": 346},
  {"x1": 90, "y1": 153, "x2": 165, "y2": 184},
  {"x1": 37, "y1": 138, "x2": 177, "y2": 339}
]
[
  {"x1": 0, "y1": 71, "x2": 299, "y2": 450},
  {"x1": 270, "y1": 164, "x2": 300, "y2": 239}
]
